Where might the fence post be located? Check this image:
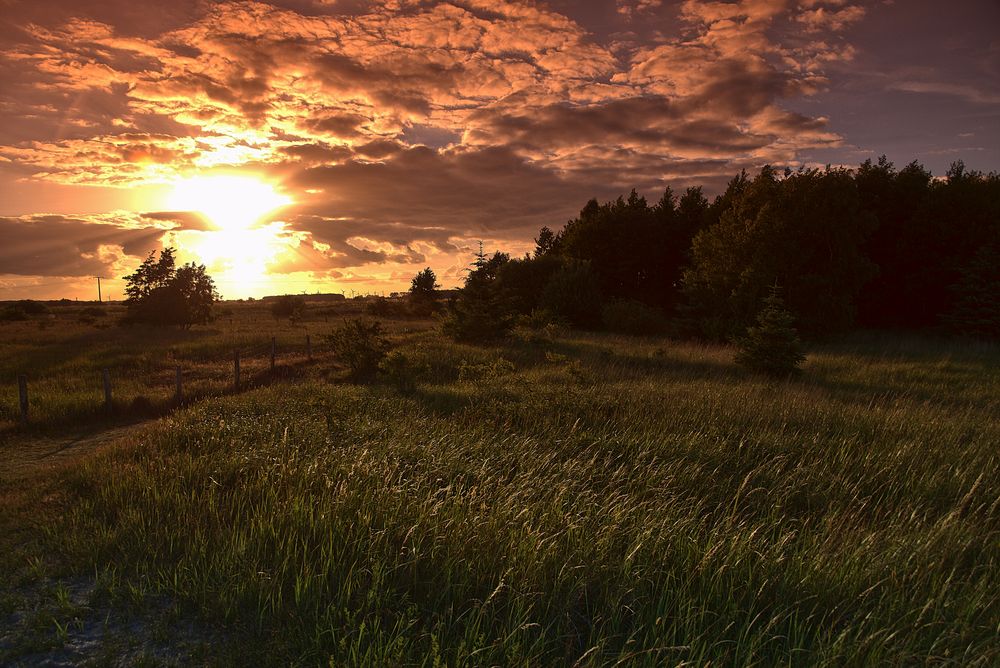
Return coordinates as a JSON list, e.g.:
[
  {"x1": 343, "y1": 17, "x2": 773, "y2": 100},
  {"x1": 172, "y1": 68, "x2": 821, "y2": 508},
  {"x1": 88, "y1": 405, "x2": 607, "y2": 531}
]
[
  {"x1": 233, "y1": 349, "x2": 241, "y2": 389},
  {"x1": 306, "y1": 334, "x2": 312, "y2": 361},
  {"x1": 270, "y1": 336, "x2": 276, "y2": 372},
  {"x1": 175, "y1": 365, "x2": 183, "y2": 403},
  {"x1": 17, "y1": 374, "x2": 28, "y2": 423},
  {"x1": 102, "y1": 368, "x2": 112, "y2": 411}
]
